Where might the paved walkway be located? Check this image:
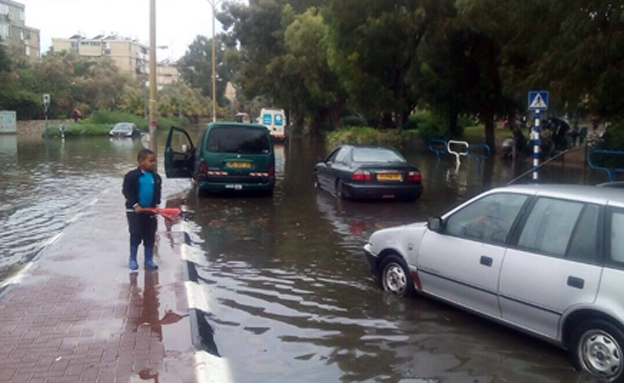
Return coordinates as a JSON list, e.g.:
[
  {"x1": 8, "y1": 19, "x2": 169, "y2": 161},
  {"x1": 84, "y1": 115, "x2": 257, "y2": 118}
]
[{"x1": 0, "y1": 186, "x2": 196, "y2": 383}]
